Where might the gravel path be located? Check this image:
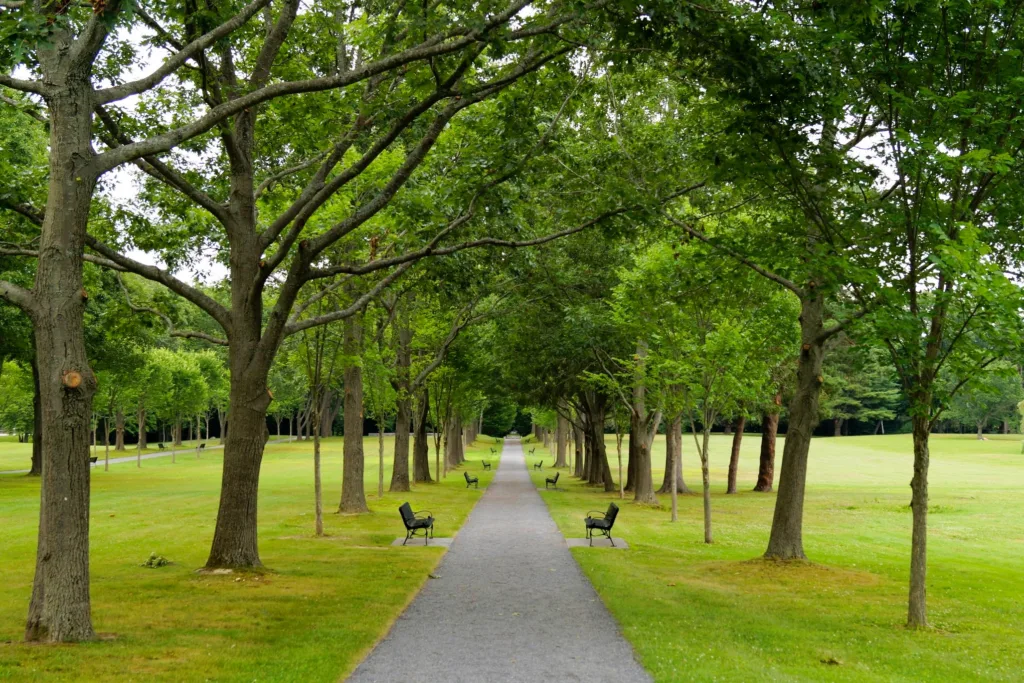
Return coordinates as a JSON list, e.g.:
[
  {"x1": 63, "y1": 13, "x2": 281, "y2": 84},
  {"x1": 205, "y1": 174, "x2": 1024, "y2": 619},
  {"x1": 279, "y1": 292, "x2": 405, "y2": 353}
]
[
  {"x1": 347, "y1": 438, "x2": 651, "y2": 683},
  {"x1": 0, "y1": 437, "x2": 294, "y2": 475}
]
